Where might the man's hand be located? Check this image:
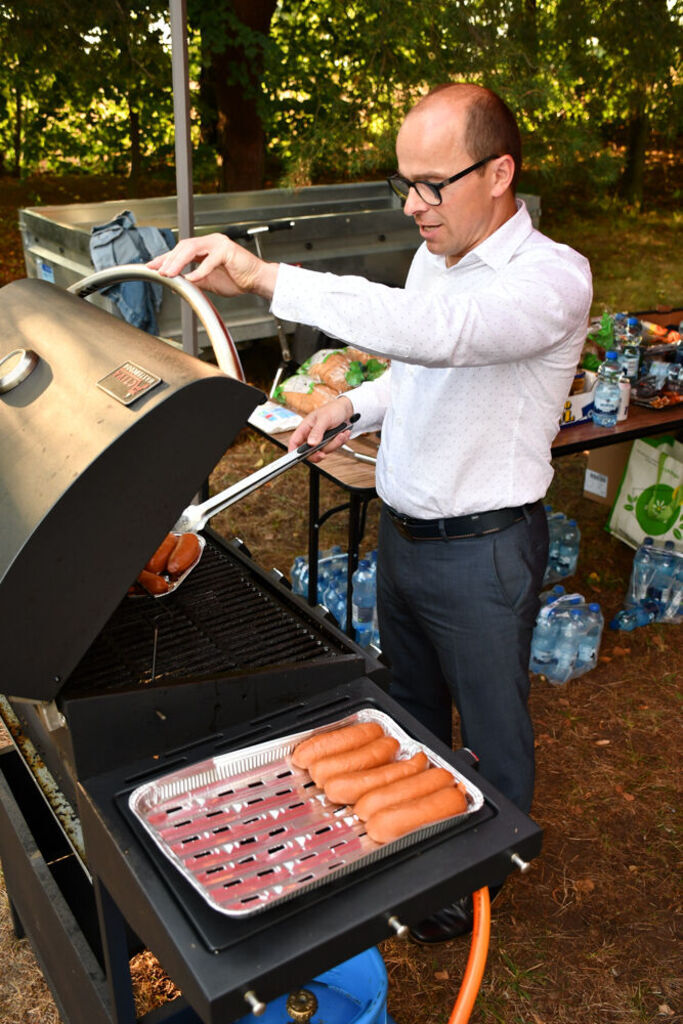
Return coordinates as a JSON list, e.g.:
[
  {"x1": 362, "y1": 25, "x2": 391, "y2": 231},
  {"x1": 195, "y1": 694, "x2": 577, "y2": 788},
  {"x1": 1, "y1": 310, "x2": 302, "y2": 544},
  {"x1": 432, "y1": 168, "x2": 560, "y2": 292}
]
[
  {"x1": 288, "y1": 397, "x2": 355, "y2": 463},
  {"x1": 148, "y1": 233, "x2": 279, "y2": 299}
]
